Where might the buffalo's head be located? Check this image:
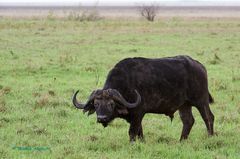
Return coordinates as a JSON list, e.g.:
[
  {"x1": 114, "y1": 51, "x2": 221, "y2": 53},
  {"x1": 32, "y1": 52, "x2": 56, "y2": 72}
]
[{"x1": 72, "y1": 89, "x2": 141, "y2": 127}]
